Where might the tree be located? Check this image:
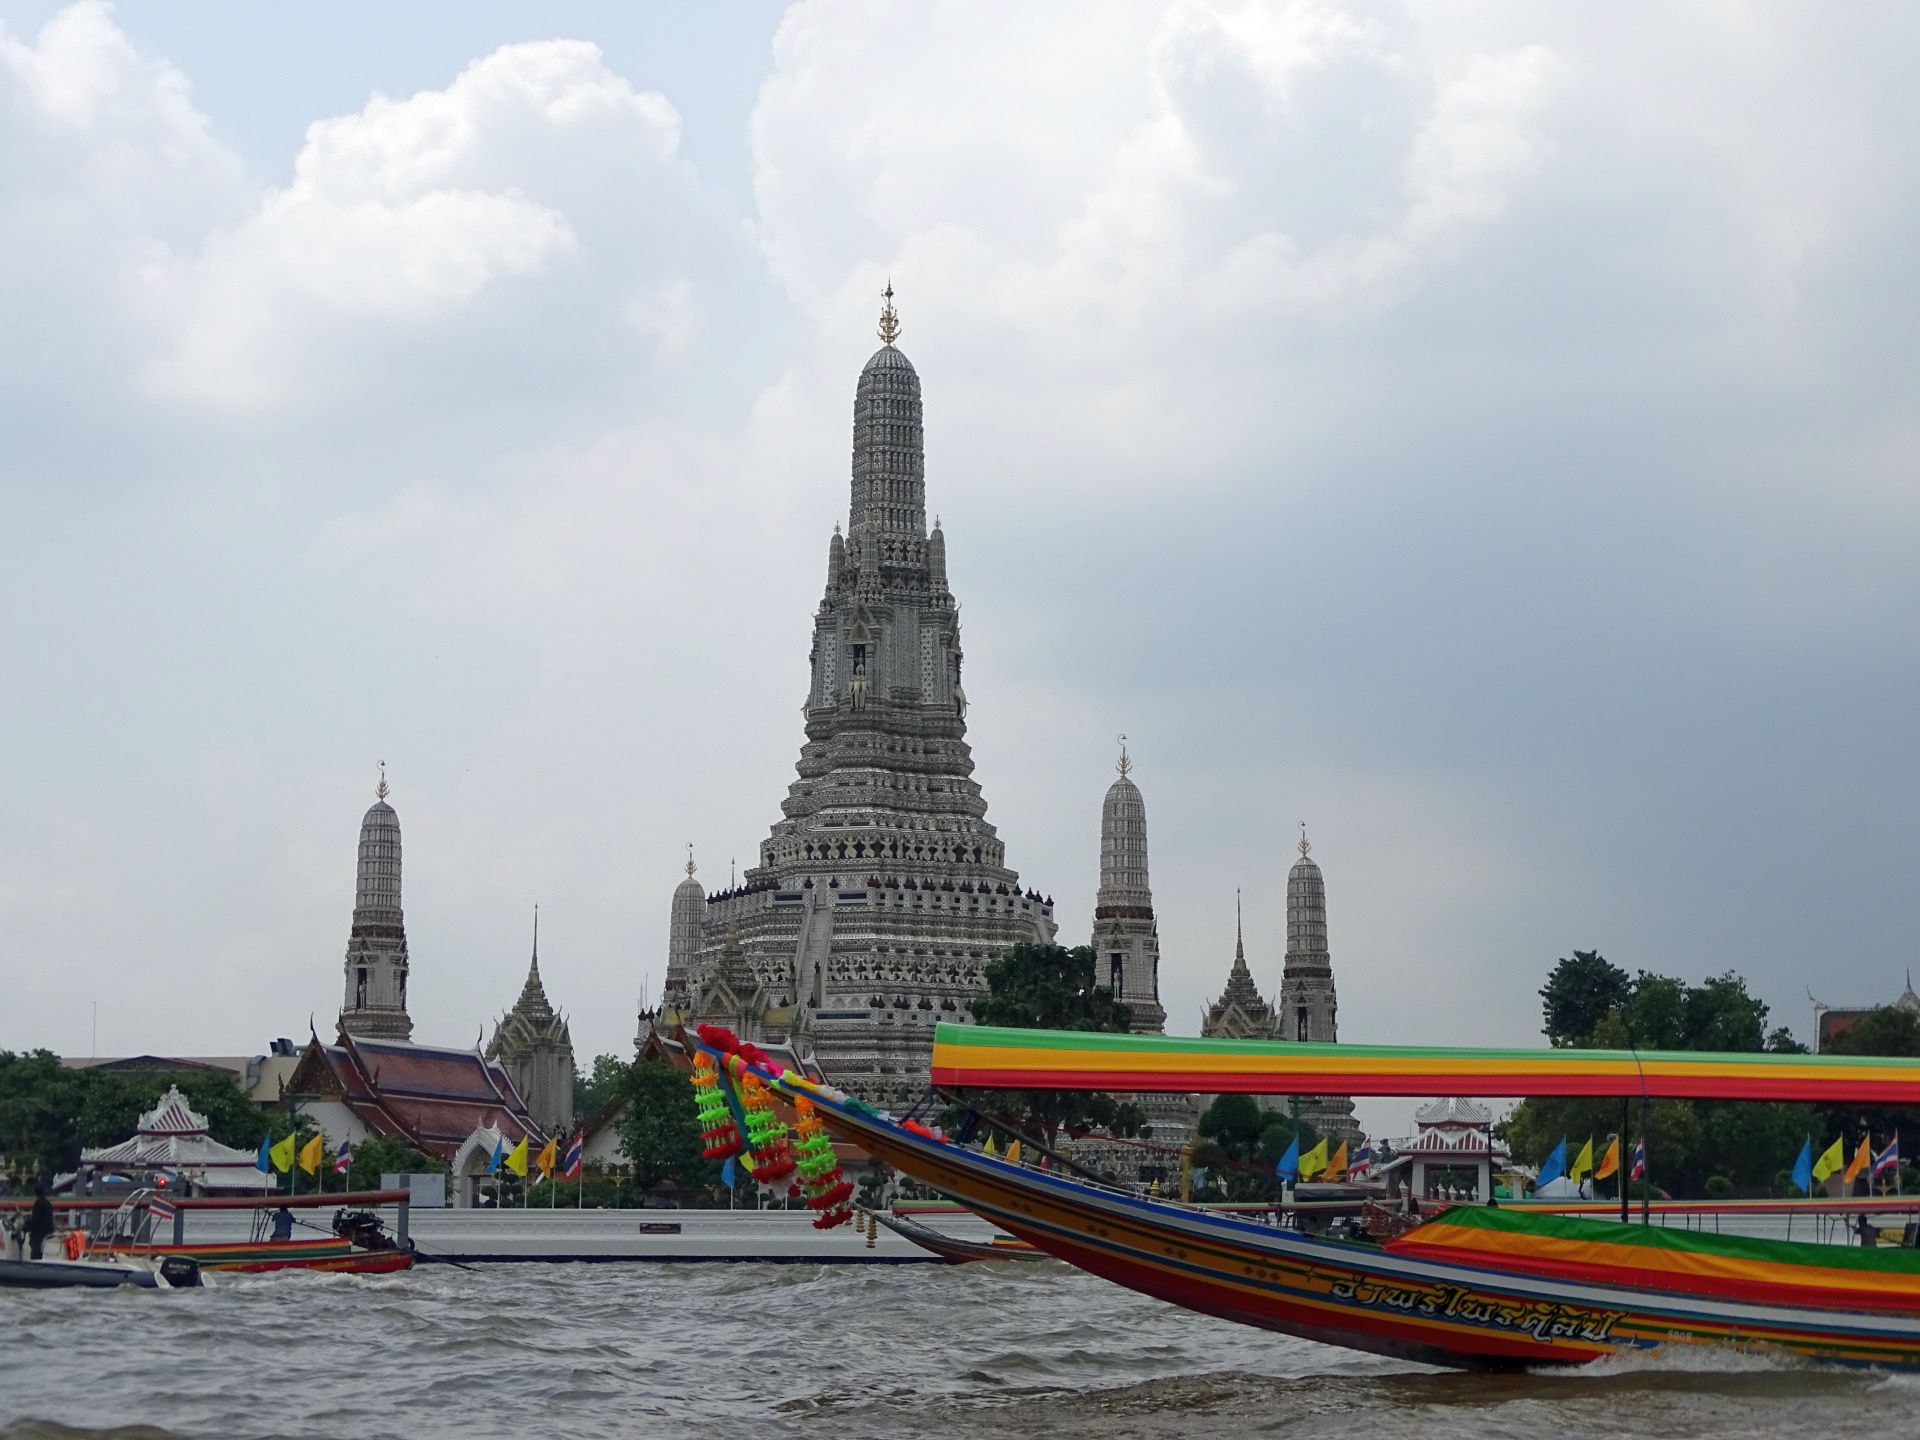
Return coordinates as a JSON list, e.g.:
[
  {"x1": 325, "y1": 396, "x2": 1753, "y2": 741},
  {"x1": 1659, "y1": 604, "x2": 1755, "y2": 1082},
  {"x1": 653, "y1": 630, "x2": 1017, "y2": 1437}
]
[
  {"x1": 1539, "y1": 951, "x2": 1630, "y2": 1046},
  {"x1": 1190, "y1": 1095, "x2": 1315, "y2": 1201},
  {"x1": 615, "y1": 1058, "x2": 713, "y2": 1194},
  {"x1": 575, "y1": 1053, "x2": 630, "y2": 1122},
  {"x1": 1818, "y1": 1007, "x2": 1920, "y2": 1164},
  {"x1": 950, "y1": 943, "x2": 1137, "y2": 1149},
  {"x1": 347, "y1": 1135, "x2": 446, "y2": 1193}
]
